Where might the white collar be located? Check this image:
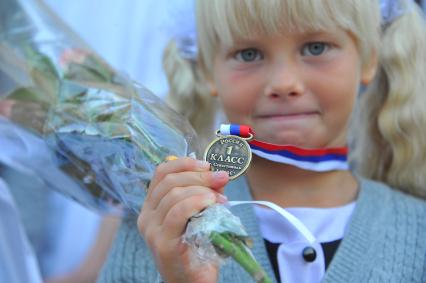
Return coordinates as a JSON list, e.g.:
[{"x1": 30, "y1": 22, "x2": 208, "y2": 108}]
[{"x1": 254, "y1": 202, "x2": 356, "y2": 244}]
